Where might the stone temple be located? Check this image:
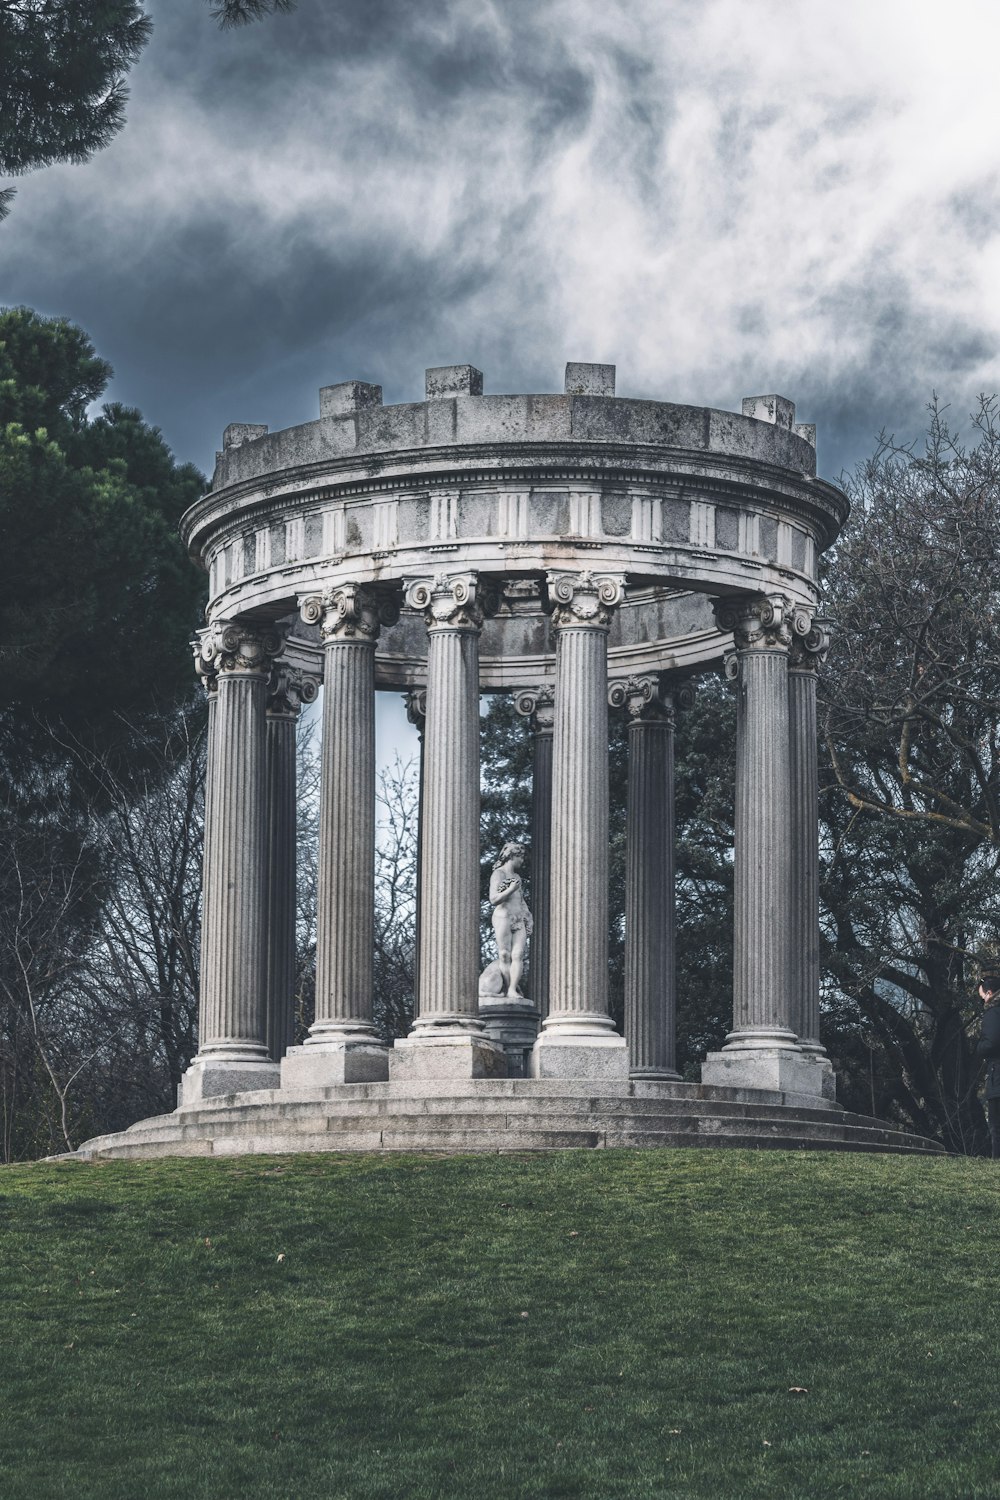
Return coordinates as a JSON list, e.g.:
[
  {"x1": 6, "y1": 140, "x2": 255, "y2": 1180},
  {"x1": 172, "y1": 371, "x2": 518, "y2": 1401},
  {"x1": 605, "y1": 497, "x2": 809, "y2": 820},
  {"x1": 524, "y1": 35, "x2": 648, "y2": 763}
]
[{"x1": 76, "y1": 363, "x2": 942, "y2": 1158}]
